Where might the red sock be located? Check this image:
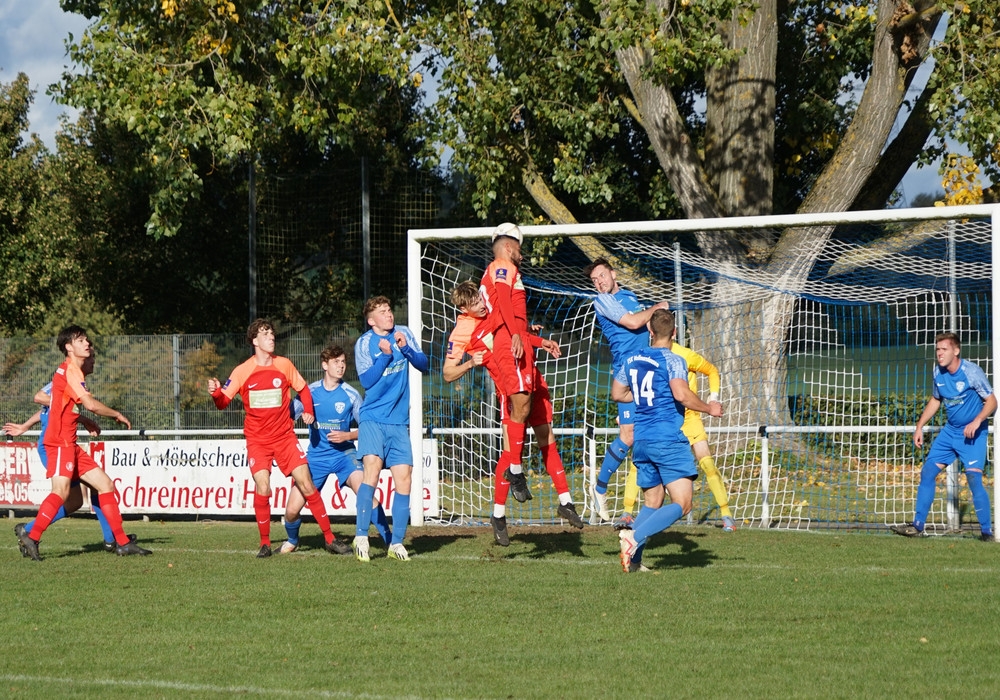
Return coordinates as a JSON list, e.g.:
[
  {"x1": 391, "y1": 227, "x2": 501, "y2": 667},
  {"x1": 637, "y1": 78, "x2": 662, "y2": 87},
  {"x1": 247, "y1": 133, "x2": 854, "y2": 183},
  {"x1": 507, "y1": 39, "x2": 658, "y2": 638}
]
[
  {"x1": 541, "y1": 442, "x2": 569, "y2": 495},
  {"x1": 305, "y1": 490, "x2": 334, "y2": 544},
  {"x1": 494, "y1": 452, "x2": 511, "y2": 506},
  {"x1": 29, "y1": 493, "x2": 65, "y2": 542},
  {"x1": 97, "y1": 491, "x2": 130, "y2": 546},
  {"x1": 507, "y1": 421, "x2": 526, "y2": 467},
  {"x1": 254, "y1": 493, "x2": 272, "y2": 546}
]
